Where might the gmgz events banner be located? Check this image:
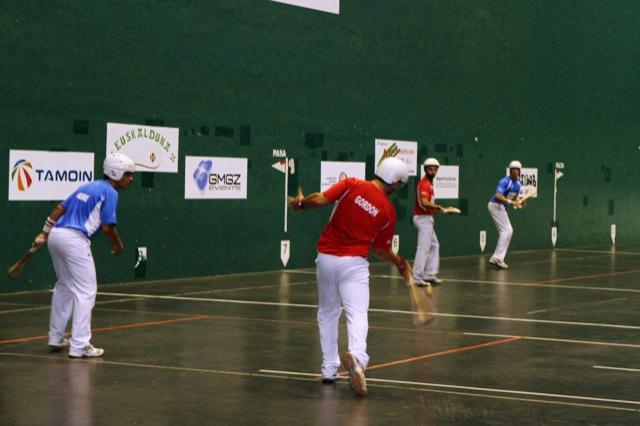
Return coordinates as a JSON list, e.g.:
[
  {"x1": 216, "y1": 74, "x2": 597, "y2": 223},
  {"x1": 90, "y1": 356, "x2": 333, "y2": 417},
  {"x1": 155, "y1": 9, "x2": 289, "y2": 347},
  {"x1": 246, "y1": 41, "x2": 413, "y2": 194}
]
[{"x1": 185, "y1": 156, "x2": 248, "y2": 199}]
